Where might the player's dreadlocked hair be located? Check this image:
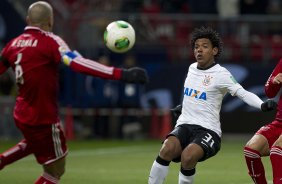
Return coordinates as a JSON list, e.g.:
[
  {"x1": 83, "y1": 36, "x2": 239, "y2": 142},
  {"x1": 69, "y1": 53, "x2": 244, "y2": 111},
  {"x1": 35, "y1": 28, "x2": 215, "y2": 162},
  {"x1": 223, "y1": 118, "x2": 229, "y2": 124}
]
[{"x1": 190, "y1": 26, "x2": 223, "y2": 59}]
